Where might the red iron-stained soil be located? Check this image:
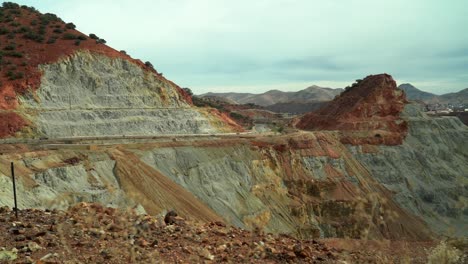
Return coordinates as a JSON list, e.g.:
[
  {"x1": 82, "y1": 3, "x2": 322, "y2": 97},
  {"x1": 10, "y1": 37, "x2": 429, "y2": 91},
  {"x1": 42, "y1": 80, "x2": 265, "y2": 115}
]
[{"x1": 296, "y1": 74, "x2": 408, "y2": 145}]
